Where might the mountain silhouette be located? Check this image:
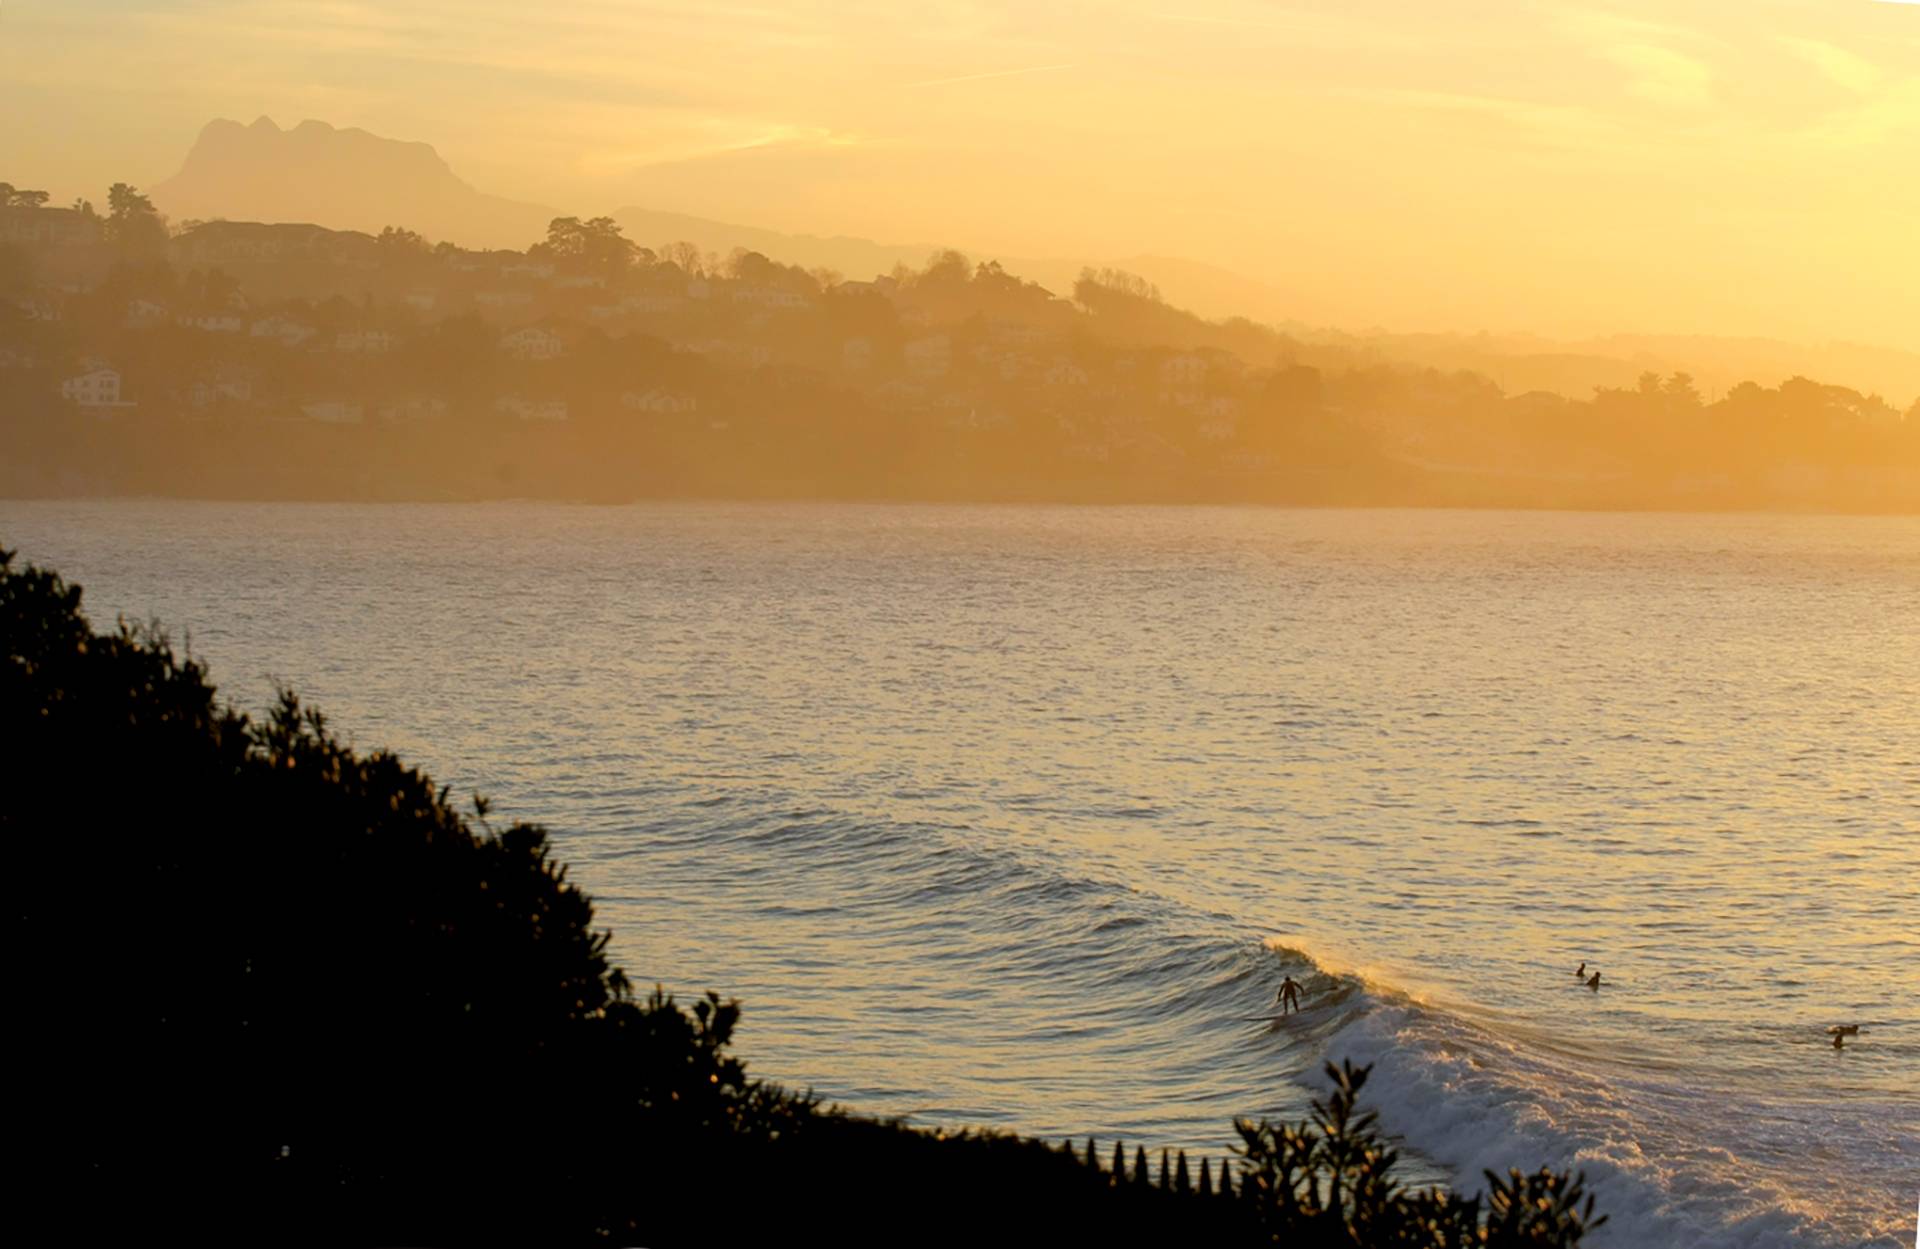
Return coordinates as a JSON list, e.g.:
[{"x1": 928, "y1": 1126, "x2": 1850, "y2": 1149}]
[
  {"x1": 144, "y1": 116, "x2": 1305, "y2": 316},
  {"x1": 140, "y1": 117, "x2": 1920, "y2": 402},
  {"x1": 150, "y1": 117, "x2": 558, "y2": 248}
]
